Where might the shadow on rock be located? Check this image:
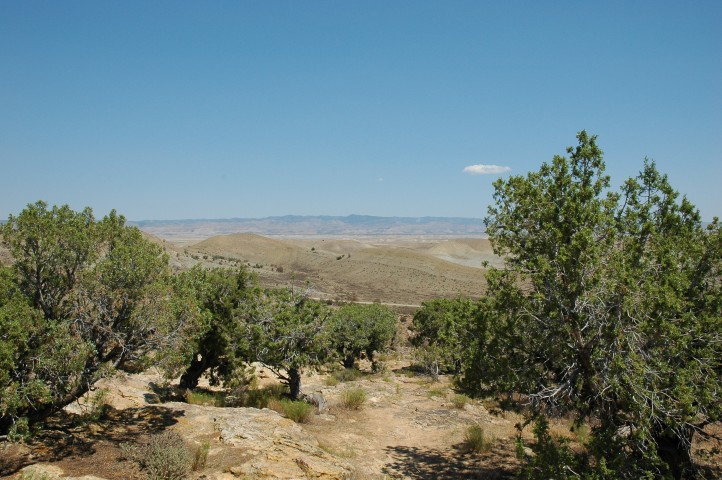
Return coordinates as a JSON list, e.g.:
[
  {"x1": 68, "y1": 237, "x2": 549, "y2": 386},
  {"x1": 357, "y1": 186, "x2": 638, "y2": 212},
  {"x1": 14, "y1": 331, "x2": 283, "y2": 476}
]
[
  {"x1": 0, "y1": 405, "x2": 184, "y2": 476},
  {"x1": 383, "y1": 441, "x2": 518, "y2": 480}
]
